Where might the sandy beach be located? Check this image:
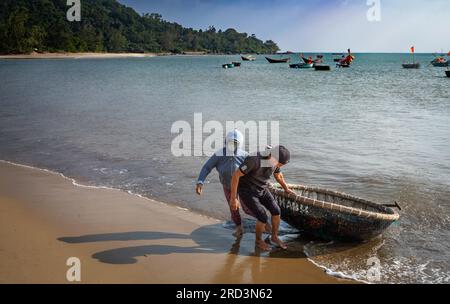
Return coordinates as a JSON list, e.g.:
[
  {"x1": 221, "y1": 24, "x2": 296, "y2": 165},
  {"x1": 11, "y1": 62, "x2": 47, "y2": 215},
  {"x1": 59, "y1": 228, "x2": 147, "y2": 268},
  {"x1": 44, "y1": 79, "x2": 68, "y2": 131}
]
[
  {"x1": 0, "y1": 52, "x2": 160, "y2": 60},
  {"x1": 0, "y1": 161, "x2": 346, "y2": 284}
]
